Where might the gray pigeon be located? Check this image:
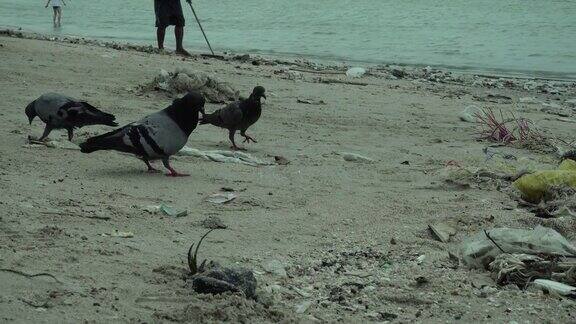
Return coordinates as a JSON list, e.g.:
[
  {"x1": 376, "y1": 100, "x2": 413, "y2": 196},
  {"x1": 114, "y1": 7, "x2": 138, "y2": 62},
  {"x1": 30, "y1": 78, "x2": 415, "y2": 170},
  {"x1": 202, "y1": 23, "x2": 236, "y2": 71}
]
[
  {"x1": 25, "y1": 93, "x2": 118, "y2": 141},
  {"x1": 199, "y1": 86, "x2": 266, "y2": 150},
  {"x1": 79, "y1": 92, "x2": 205, "y2": 177}
]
